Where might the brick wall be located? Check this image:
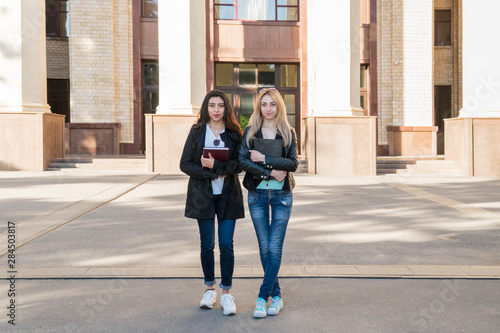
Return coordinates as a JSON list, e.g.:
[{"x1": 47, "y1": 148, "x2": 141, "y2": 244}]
[
  {"x1": 69, "y1": 0, "x2": 133, "y2": 143},
  {"x1": 46, "y1": 38, "x2": 69, "y2": 79},
  {"x1": 377, "y1": 0, "x2": 433, "y2": 145}
]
